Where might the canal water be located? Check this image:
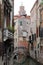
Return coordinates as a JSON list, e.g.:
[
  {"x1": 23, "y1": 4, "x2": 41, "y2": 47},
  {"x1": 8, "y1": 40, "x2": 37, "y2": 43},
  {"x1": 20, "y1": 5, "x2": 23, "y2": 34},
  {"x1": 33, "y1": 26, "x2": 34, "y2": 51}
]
[{"x1": 14, "y1": 57, "x2": 41, "y2": 65}]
